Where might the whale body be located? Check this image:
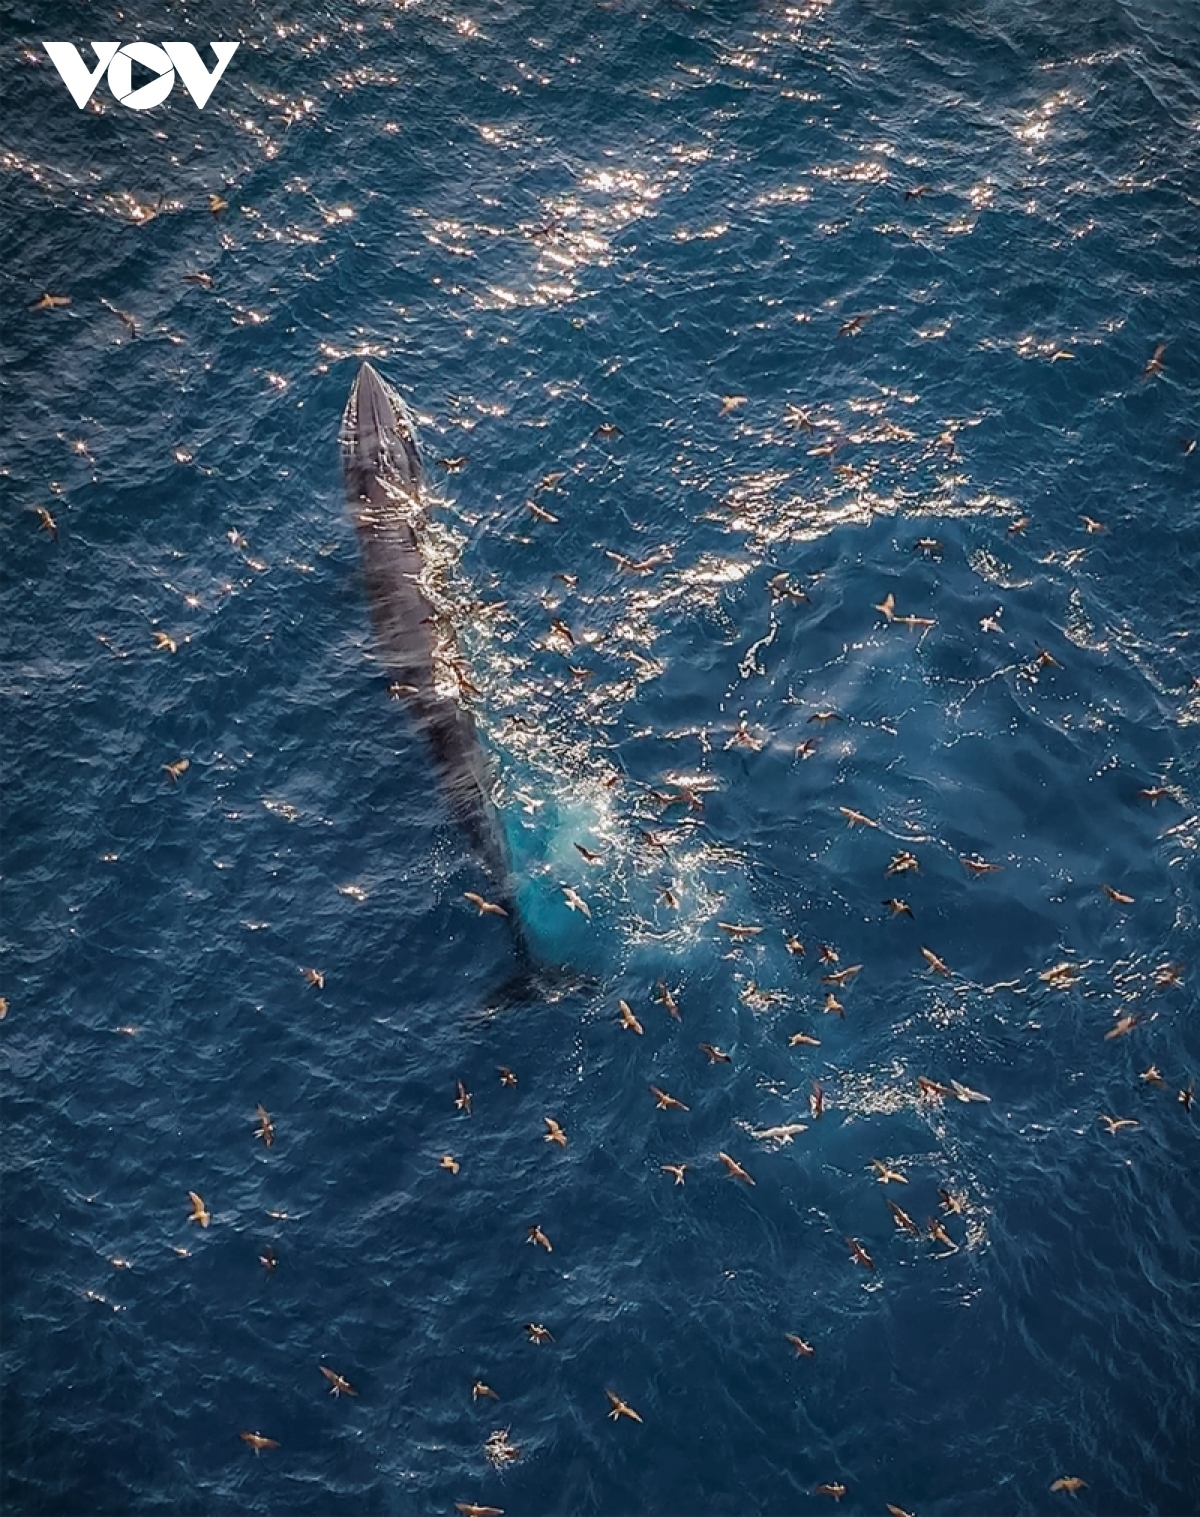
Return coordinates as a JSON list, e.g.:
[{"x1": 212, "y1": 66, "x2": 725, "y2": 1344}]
[{"x1": 340, "y1": 362, "x2": 520, "y2": 927}]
